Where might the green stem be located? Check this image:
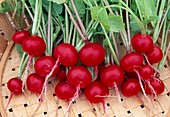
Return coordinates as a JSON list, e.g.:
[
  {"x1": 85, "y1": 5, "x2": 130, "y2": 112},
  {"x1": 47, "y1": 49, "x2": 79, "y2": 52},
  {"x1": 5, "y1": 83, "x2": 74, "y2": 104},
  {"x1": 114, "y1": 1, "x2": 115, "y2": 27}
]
[
  {"x1": 46, "y1": 1, "x2": 52, "y2": 56},
  {"x1": 154, "y1": 5, "x2": 170, "y2": 43},
  {"x1": 101, "y1": 23, "x2": 120, "y2": 65},
  {"x1": 18, "y1": 53, "x2": 29, "y2": 78},
  {"x1": 153, "y1": 0, "x2": 166, "y2": 42},
  {"x1": 32, "y1": 0, "x2": 40, "y2": 35},
  {"x1": 134, "y1": 0, "x2": 143, "y2": 23},
  {"x1": 68, "y1": 22, "x2": 74, "y2": 43},
  {"x1": 65, "y1": 9, "x2": 69, "y2": 42},
  {"x1": 72, "y1": 26, "x2": 77, "y2": 46},
  {"x1": 22, "y1": 0, "x2": 33, "y2": 20}
]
